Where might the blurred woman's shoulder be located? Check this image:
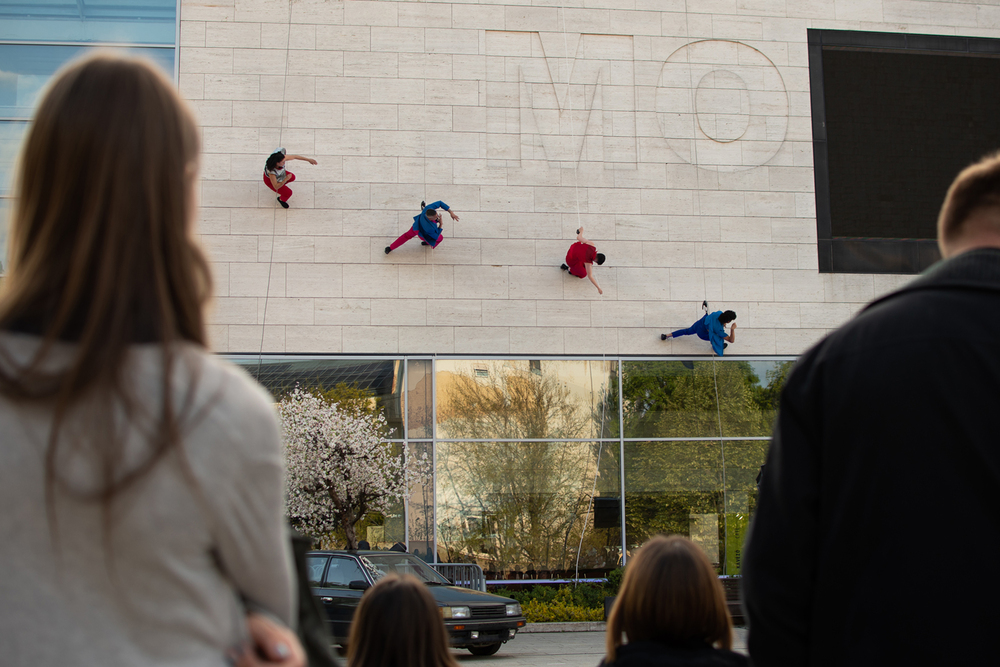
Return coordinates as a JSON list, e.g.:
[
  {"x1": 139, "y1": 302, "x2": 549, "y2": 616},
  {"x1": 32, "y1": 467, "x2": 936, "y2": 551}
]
[{"x1": 161, "y1": 344, "x2": 281, "y2": 448}]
